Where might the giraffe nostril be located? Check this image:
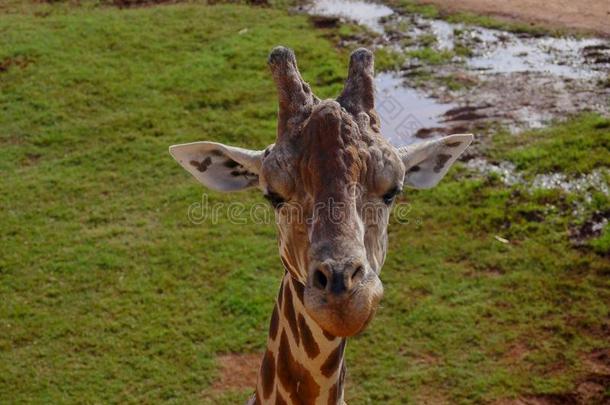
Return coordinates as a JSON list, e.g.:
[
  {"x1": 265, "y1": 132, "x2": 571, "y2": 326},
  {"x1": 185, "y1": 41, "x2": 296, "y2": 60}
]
[
  {"x1": 313, "y1": 269, "x2": 328, "y2": 290},
  {"x1": 351, "y1": 265, "x2": 364, "y2": 282}
]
